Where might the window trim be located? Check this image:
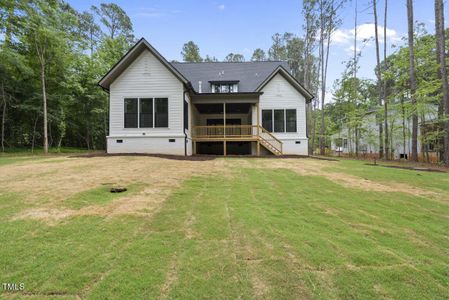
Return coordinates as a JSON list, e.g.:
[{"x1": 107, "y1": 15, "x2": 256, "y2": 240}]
[
  {"x1": 123, "y1": 97, "x2": 169, "y2": 129},
  {"x1": 260, "y1": 108, "x2": 297, "y2": 133},
  {"x1": 211, "y1": 83, "x2": 238, "y2": 93},
  {"x1": 262, "y1": 109, "x2": 273, "y2": 132},
  {"x1": 139, "y1": 98, "x2": 153, "y2": 128},
  {"x1": 124, "y1": 98, "x2": 138, "y2": 129},
  {"x1": 285, "y1": 109, "x2": 297, "y2": 133},
  {"x1": 154, "y1": 98, "x2": 169, "y2": 128}
]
